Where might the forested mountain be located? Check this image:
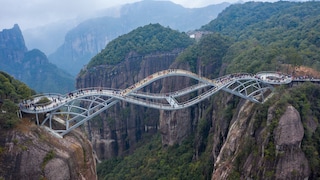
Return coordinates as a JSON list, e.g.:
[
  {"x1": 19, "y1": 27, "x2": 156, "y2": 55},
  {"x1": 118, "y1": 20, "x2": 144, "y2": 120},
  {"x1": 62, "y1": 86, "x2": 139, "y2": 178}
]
[
  {"x1": 0, "y1": 25, "x2": 75, "y2": 93},
  {"x1": 48, "y1": 0, "x2": 229, "y2": 76},
  {"x1": 87, "y1": 23, "x2": 194, "y2": 68},
  {"x1": 81, "y1": 1, "x2": 320, "y2": 179},
  {"x1": 201, "y1": 1, "x2": 320, "y2": 72}
]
